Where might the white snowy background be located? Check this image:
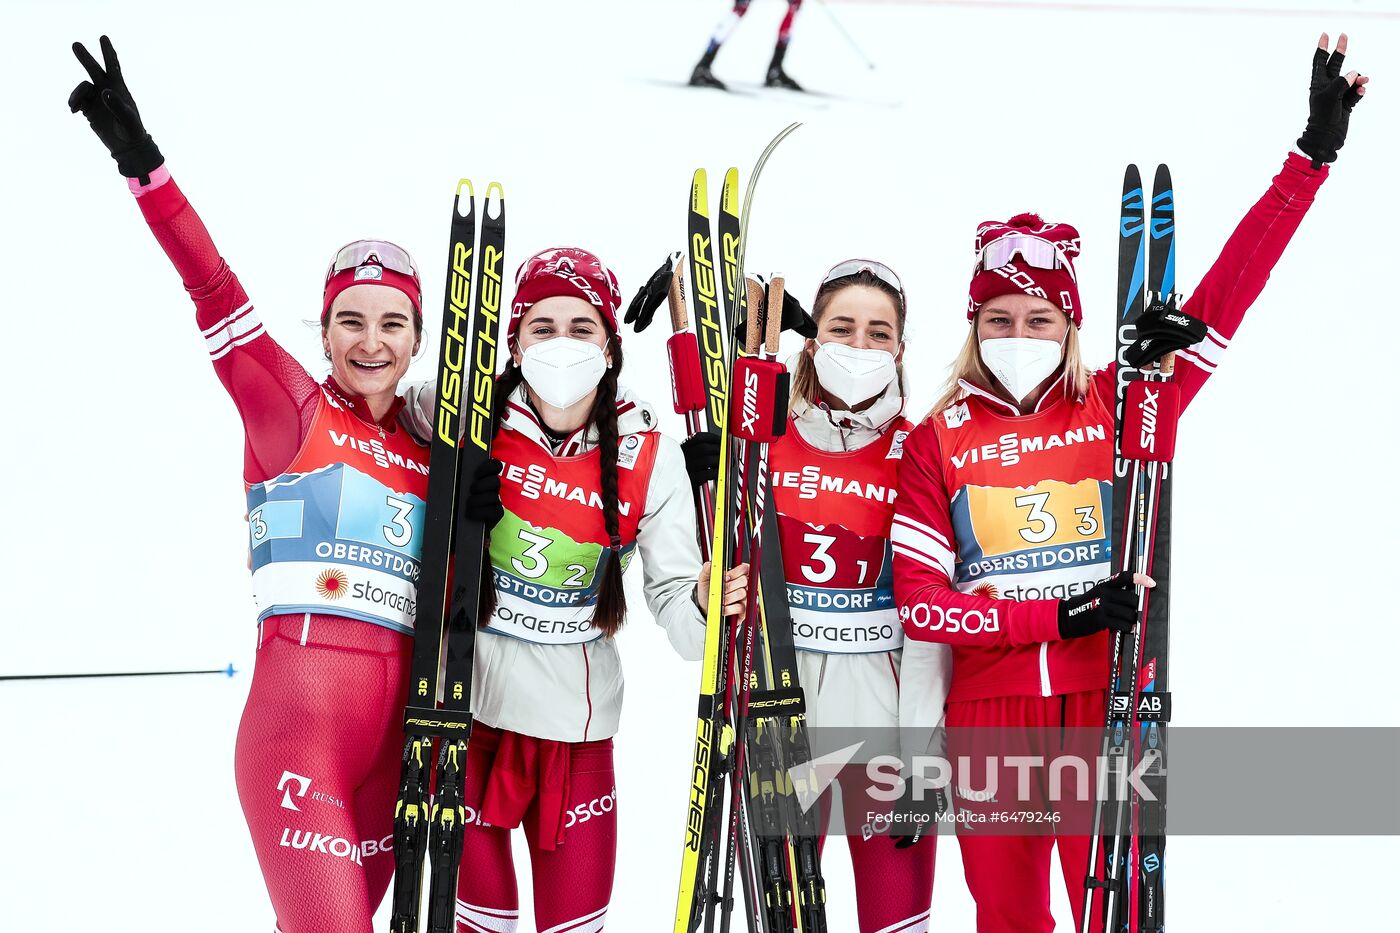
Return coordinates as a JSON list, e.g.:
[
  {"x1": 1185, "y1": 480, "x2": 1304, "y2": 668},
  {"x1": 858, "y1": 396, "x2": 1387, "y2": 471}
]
[{"x1": 3, "y1": 0, "x2": 1397, "y2": 929}]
